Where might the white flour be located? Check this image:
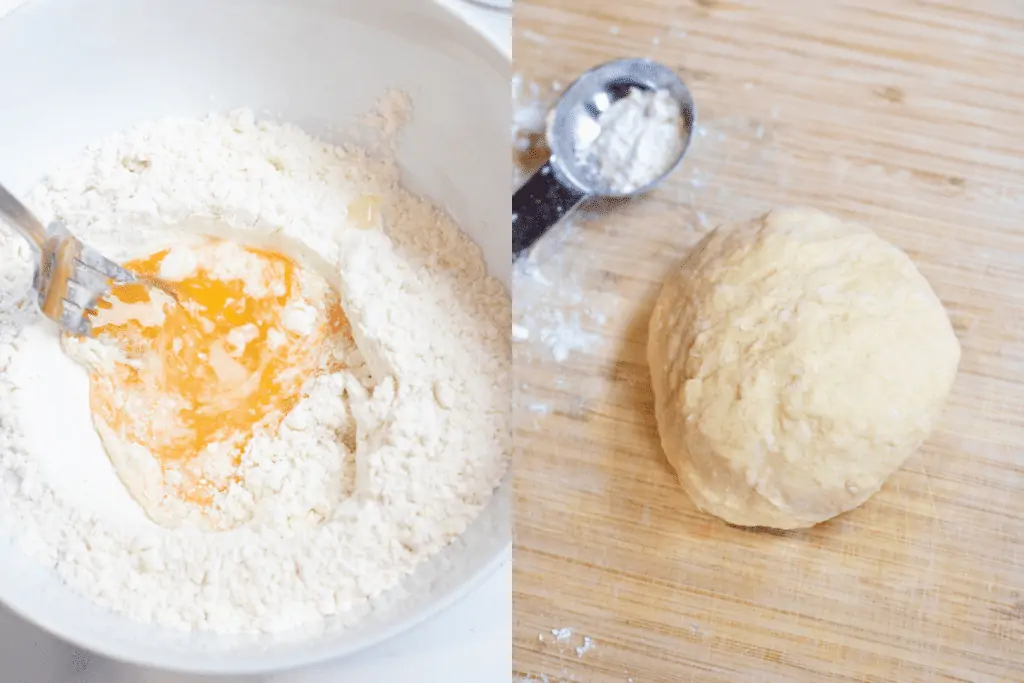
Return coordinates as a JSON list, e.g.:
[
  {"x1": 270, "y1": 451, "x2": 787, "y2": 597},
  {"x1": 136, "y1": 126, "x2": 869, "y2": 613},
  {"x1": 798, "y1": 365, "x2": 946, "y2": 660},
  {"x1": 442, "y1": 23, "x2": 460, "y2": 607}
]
[
  {"x1": 577, "y1": 87, "x2": 685, "y2": 194},
  {"x1": 0, "y1": 101, "x2": 510, "y2": 633},
  {"x1": 512, "y1": 76, "x2": 609, "y2": 368},
  {"x1": 519, "y1": 627, "x2": 599, "y2": 683},
  {"x1": 512, "y1": 74, "x2": 564, "y2": 184}
]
